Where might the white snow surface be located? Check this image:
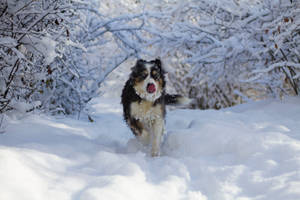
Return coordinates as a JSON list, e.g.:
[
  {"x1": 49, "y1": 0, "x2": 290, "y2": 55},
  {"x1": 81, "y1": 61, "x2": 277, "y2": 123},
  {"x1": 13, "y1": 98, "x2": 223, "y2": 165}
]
[{"x1": 1, "y1": 97, "x2": 300, "y2": 200}]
